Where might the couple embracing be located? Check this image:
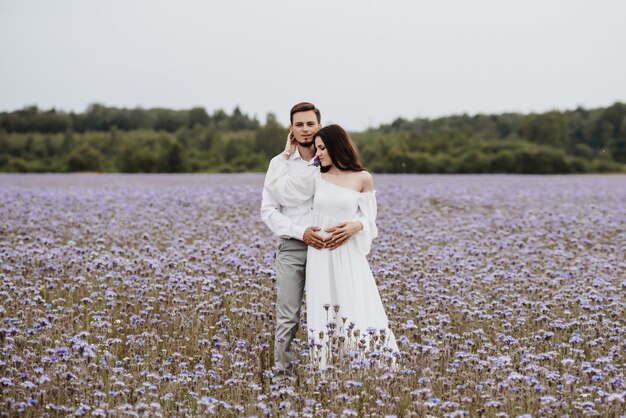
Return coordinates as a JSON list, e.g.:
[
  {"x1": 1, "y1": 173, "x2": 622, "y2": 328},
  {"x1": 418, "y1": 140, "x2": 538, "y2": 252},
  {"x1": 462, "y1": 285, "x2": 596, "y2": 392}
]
[{"x1": 260, "y1": 102, "x2": 398, "y2": 380}]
